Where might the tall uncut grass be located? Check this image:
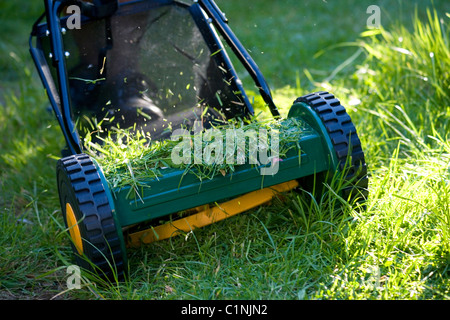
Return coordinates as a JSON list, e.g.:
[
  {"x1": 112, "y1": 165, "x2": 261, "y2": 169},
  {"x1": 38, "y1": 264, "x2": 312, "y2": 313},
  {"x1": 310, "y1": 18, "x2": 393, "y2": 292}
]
[{"x1": 302, "y1": 9, "x2": 450, "y2": 299}]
